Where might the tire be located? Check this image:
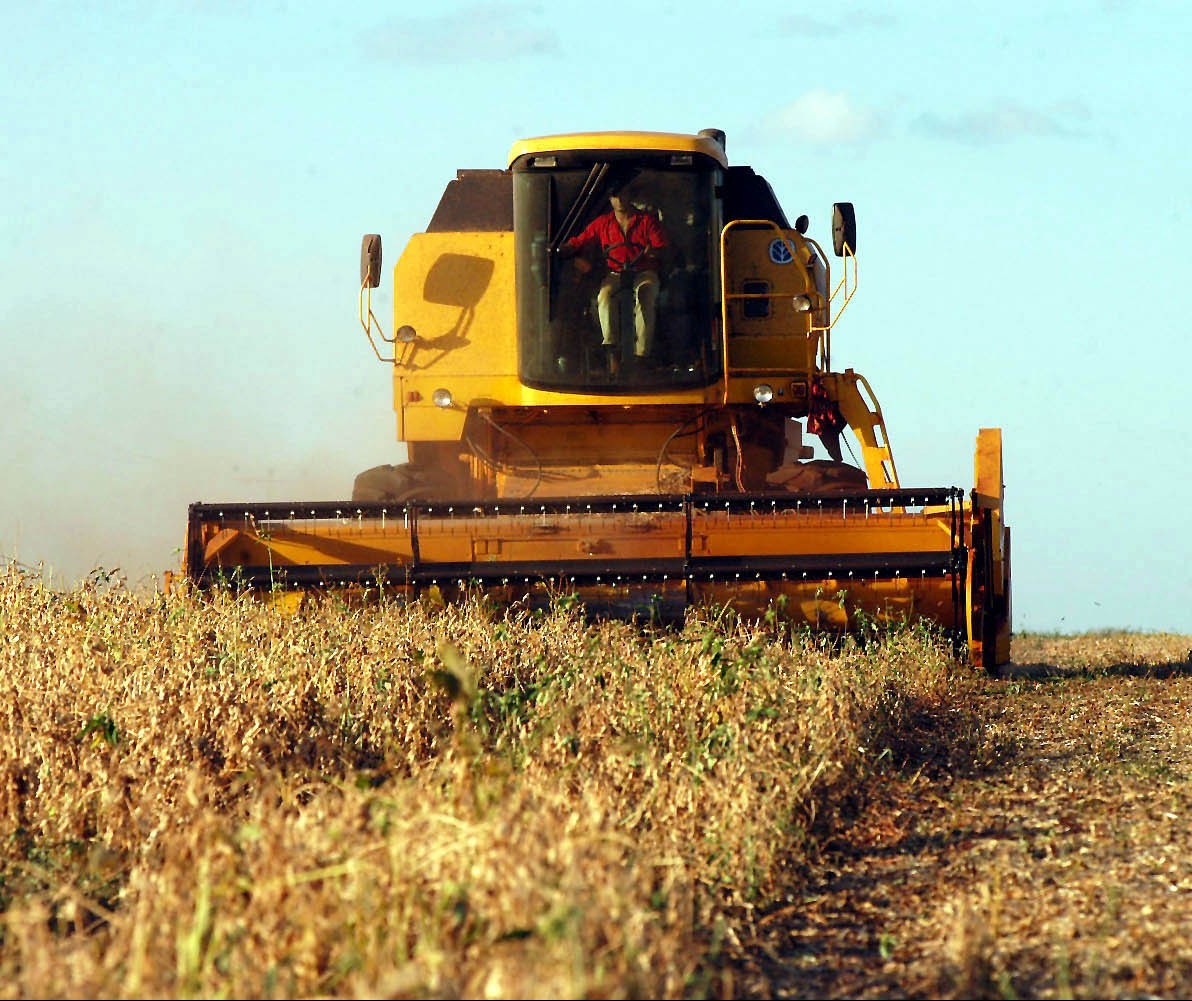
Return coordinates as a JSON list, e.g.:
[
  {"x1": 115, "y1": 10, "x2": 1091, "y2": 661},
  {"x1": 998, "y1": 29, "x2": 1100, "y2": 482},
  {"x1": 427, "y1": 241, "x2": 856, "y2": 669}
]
[
  {"x1": 351, "y1": 463, "x2": 465, "y2": 502},
  {"x1": 351, "y1": 464, "x2": 421, "y2": 503}
]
